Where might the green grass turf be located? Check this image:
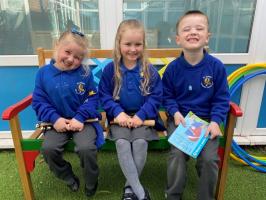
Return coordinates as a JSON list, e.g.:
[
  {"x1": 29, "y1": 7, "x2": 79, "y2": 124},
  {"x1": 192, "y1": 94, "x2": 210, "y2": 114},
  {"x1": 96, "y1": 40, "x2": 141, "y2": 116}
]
[{"x1": 0, "y1": 149, "x2": 265, "y2": 200}]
